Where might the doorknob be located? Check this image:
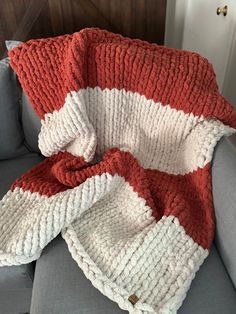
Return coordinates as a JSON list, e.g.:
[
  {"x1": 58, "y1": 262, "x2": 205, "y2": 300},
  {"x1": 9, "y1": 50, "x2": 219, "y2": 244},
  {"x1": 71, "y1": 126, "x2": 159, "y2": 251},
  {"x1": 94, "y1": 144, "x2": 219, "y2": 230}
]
[{"x1": 216, "y1": 5, "x2": 228, "y2": 16}]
